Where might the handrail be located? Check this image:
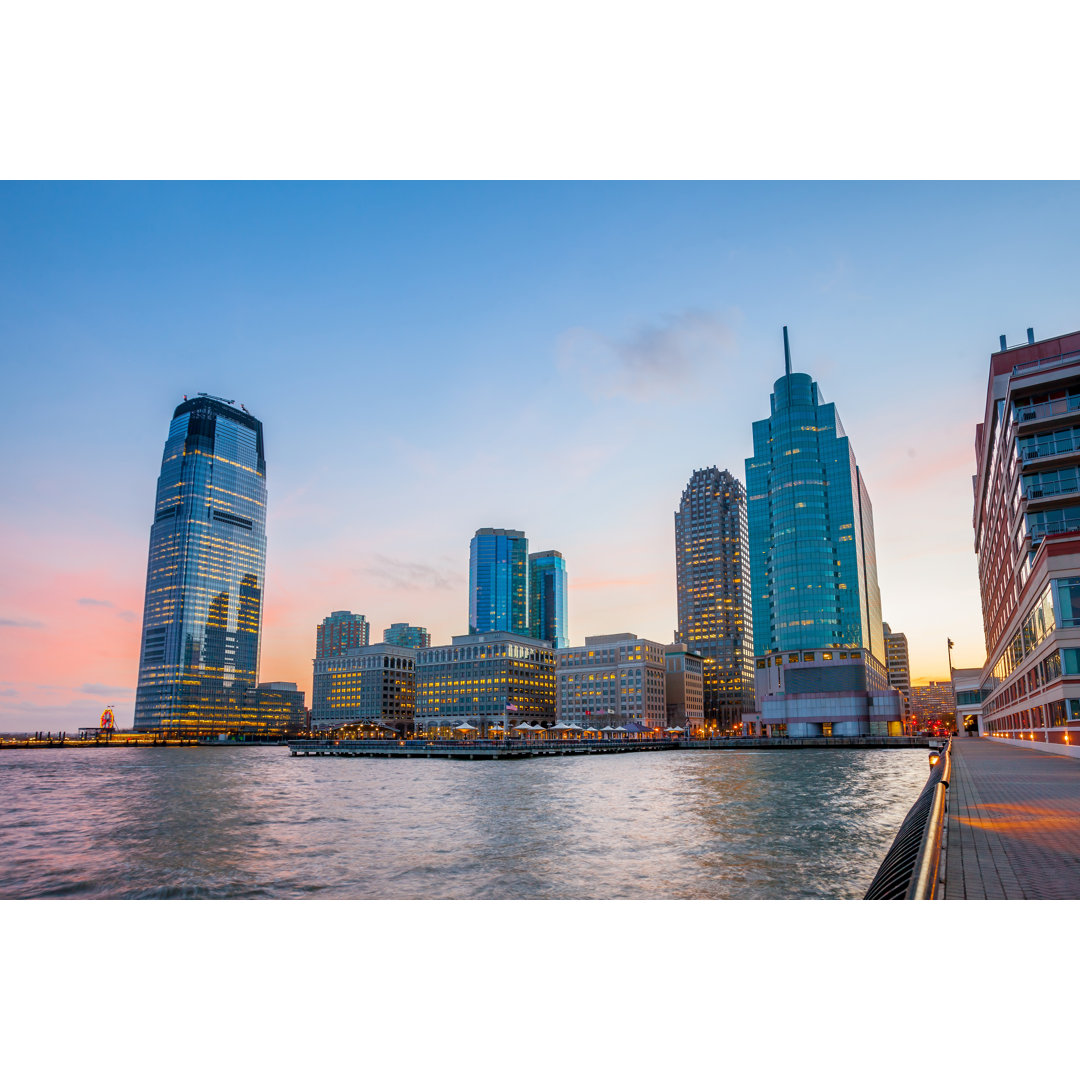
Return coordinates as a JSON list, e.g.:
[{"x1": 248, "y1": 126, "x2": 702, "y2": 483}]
[{"x1": 865, "y1": 738, "x2": 951, "y2": 900}]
